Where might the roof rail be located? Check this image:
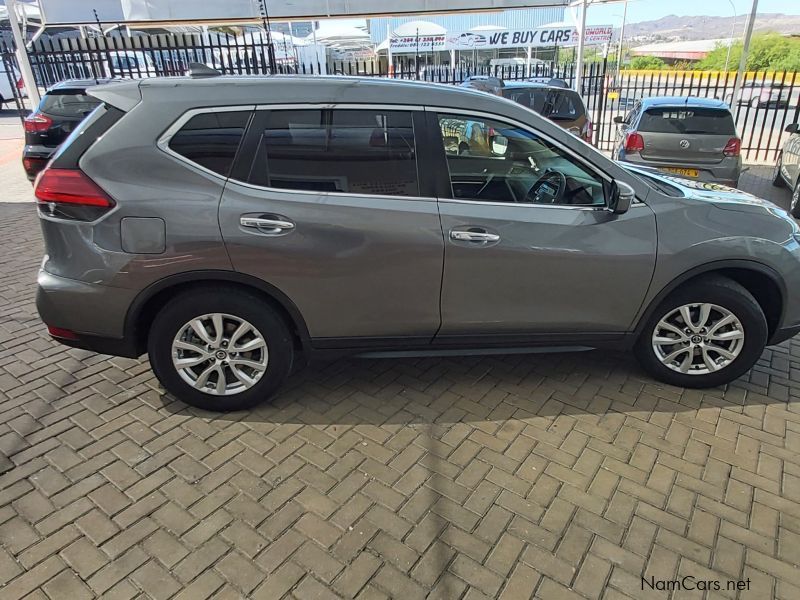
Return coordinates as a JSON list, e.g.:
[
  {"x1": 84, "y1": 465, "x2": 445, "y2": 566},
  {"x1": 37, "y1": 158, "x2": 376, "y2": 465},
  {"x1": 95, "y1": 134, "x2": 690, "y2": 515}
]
[{"x1": 187, "y1": 63, "x2": 221, "y2": 78}]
